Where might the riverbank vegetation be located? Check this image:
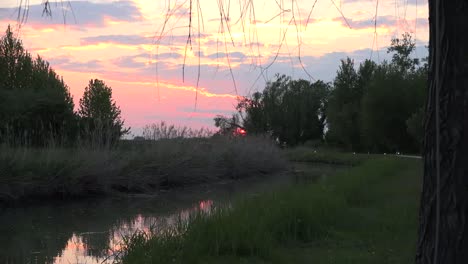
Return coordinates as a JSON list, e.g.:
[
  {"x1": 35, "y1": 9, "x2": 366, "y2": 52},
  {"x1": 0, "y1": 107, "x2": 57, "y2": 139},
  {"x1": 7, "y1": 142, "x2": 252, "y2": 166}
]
[
  {"x1": 0, "y1": 136, "x2": 287, "y2": 203},
  {"x1": 118, "y1": 157, "x2": 421, "y2": 263}
]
